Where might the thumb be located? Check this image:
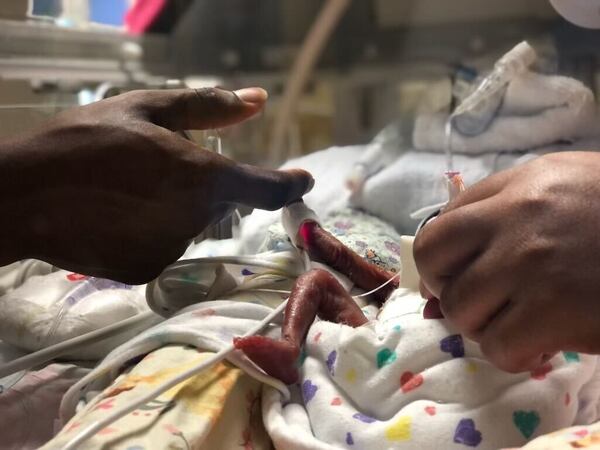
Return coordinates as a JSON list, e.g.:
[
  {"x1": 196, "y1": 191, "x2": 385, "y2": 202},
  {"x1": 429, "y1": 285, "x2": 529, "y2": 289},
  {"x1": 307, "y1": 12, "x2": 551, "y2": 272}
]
[
  {"x1": 219, "y1": 165, "x2": 315, "y2": 210},
  {"x1": 136, "y1": 87, "x2": 268, "y2": 131}
]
